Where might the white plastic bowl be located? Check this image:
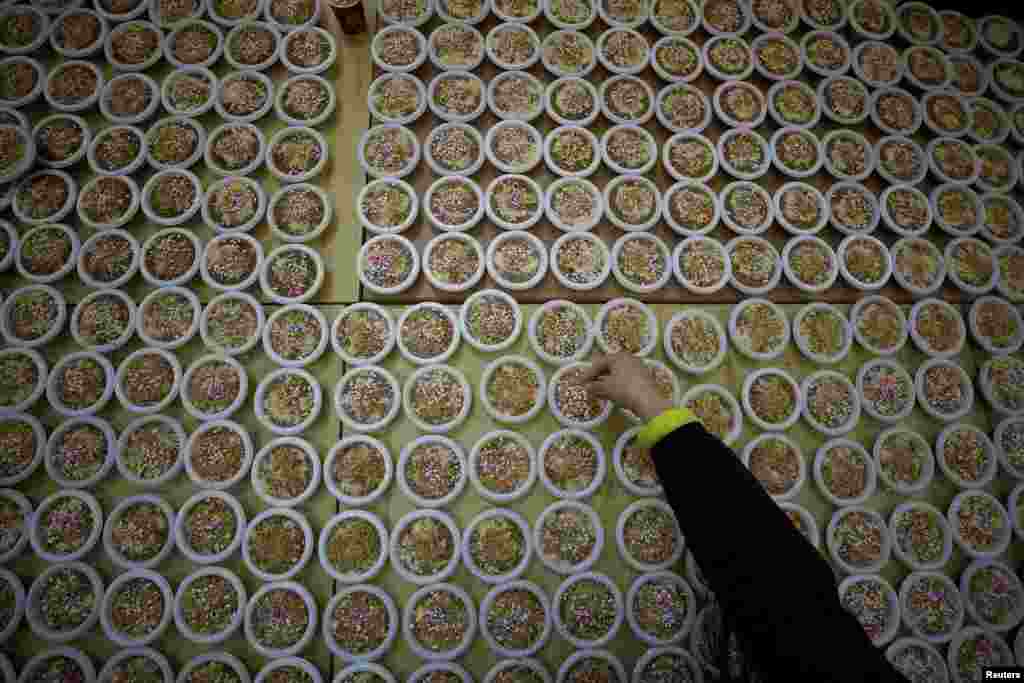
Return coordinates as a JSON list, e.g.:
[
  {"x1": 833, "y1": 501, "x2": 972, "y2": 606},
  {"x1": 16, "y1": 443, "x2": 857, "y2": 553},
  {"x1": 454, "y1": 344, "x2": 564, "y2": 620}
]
[
  {"x1": 813, "y1": 438, "x2": 876, "y2": 505},
  {"x1": 826, "y1": 181, "x2": 880, "y2": 236},
  {"x1": 552, "y1": 573, "x2": 623, "y2": 650},
  {"x1": 606, "y1": 232, "x2": 671, "y2": 294},
  {"x1": 890, "y1": 502, "x2": 953, "y2": 572},
  {"x1": 176, "y1": 653, "x2": 249, "y2": 683},
  {"x1": 948, "y1": 490, "x2": 1011, "y2": 560},
  {"x1": 103, "y1": 494, "x2": 176, "y2": 571},
  {"x1": 468, "y1": 430, "x2": 536, "y2": 503},
  {"x1": 15, "y1": 223, "x2": 80, "y2": 284},
  {"x1": 29, "y1": 490, "x2": 103, "y2": 563},
  {"x1": 728, "y1": 297, "x2": 789, "y2": 361},
  {"x1": 484, "y1": 120, "x2": 542, "y2": 174},
  {"x1": 534, "y1": 500, "x2": 603, "y2": 574},
  {"x1": 672, "y1": 235, "x2": 731, "y2": 295},
  {"x1": 545, "y1": 177, "x2": 603, "y2": 232},
  {"x1": 487, "y1": 70, "x2": 544, "y2": 122},
  {"x1": 403, "y1": 583, "x2": 475, "y2": 661},
  {"x1": 422, "y1": 232, "x2": 485, "y2": 294},
  {"x1": 600, "y1": 75, "x2": 655, "y2": 125},
  {"x1": 99, "y1": 650, "x2": 172, "y2": 683},
  {"x1": 857, "y1": 359, "x2": 916, "y2": 424},
  {"x1": 549, "y1": 232, "x2": 610, "y2": 292},
  {"x1": 259, "y1": 244, "x2": 324, "y2": 304},
  {"x1": 279, "y1": 25, "x2": 335, "y2": 73},
  {"x1": 397, "y1": 434, "x2": 468, "y2": 503},
  {"x1": 462, "y1": 508, "x2": 533, "y2": 584},
  {"x1": 871, "y1": 87, "x2": 923, "y2": 135},
  {"x1": 317, "y1": 510, "x2": 388, "y2": 583},
  {"x1": 241, "y1": 507, "x2": 314, "y2": 582},
  {"x1": 99, "y1": 569, "x2": 173, "y2": 647},
  {"x1": 184, "y1": 419, "x2": 254, "y2": 490},
  {"x1": 741, "y1": 433, "x2": 805, "y2": 501},
  {"x1": 717, "y1": 128, "x2": 771, "y2": 180},
  {"x1": 852, "y1": 40, "x2": 904, "y2": 88},
  {"x1": 115, "y1": 415, "x2": 186, "y2": 487},
  {"x1": 355, "y1": 178, "x2": 411, "y2": 236},
  {"x1": 827, "y1": 506, "x2": 892, "y2": 575},
  {"x1": 135, "y1": 286, "x2": 200, "y2": 351},
  {"x1": 19, "y1": 649, "x2": 96, "y2": 683},
  {"x1": 479, "y1": 355, "x2": 545, "y2": 424},
  {"x1": 486, "y1": 231, "x2": 546, "y2": 292},
  {"x1": 546, "y1": 77, "x2": 599, "y2": 127},
  {"x1": 837, "y1": 574, "x2": 900, "y2": 647},
  {"x1": 266, "y1": 125, "x2": 327, "y2": 183},
  {"x1": 605, "y1": 178, "x2": 663, "y2": 235},
  {"x1": 427, "y1": 71, "x2": 486, "y2": 123},
  {"x1": 770, "y1": 126, "x2": 823, "y2": 178},
  {"x1": 880, "y1": 184, "x2": 932, "y2": 236},
  {"x1": 331, "y1": 303, "x2": 396, "y2": 366},
  {"x1": 140, "y1": 169, "x2": 203, "y2": 227},
  {"x1": 253, "y1": 368, "x2": 323, "y2": 436},
  {"x1": 792, "y1": 302, "x2": 851, "y2": 364},
  {"x1": 538, "y1": 428, "x2": 606, "y2": 498},
  {"x1": 324, "y1": 436, "x2": 393, "y2": 507},
  {"x1": 772, "y1": 182, "x2": 828, "y2": 236},
  {"x1": 837, "y1": 234, "x2": 892, "y2": 292},
  {"x1": 479, "y1": 582, "x2": 551, "y2": 659},
  {"x1": 424, "y1": 176, "x2": 484, "y2": 232},
  {"x1": 0, "y1": 6, "x2": 50, "y2": 55},
  {"x1": 540, "y1": 29, "x2": 596, "y2": 78},
  {"x1": 0, "y1": 492, "x2": 31, "y2": 565},
  {"x1": 261, "y1": 304, "x2": 329, "y2": 368},
  {"x1": 389, "y1": 508, "x2": 460, "y2": 585},
  {"x1": 908, "y1": 298, "x2": 966, "y2": 358},
  {"x1": 767, "y1": 79, "x2": 821, "y2": 128},
  {"x1": 180, "y1": 355, "x2": 248, "y2": 422},
  {"x1": 358, "y1": 234, "x2": 420, "y2": 296},
  {"x1": 44, "y1": 416, "x2": 116, "y2": 489},
  {"x1": 203, "y1": 124, "x2": 266, "y2": 178},
  {"x1": 0, "y1": 285, "x2": 67, "y2": 349},
  {"x1": 244, "y1": 582, "x2": 317, "y2": 658},
  {"x1": 334, "y1": 365, "x2": 401, "y2": 434},
  {"x1": 662, "y1": 134, "x2": 718, "y2": 185},
  {"x1": 0, "y1": 348, "x2": 46, "y2": 413},
  {"x1": 528, "y1": 300, "x2": 594, "y2": 365},
  {"x1": 979, "y1": 14, "x2": 1024, "y2": 59},
  {"x1": 664, "y1": 309, "x2": 728, "y2": 375},
  {"x1": 26, "y1": 562, "x2": 101, "y2": 643},
  {"x1": 712, "y1": 81, "x2": 770, "y2": 129},
  {"x1": 726, "y1": 235, "x2": 782, "y2": 296},
  {"x1": 701, "y1": 0, "x2": 750, "y2": 36},
  {"x1": 557, "y1": 651, "x2": 626, "y2": 683},
  {"x1": 592, "y1": 298, "x2": 657, "y2": 358},
  {"x1": 199, "y1": 291, "x2": 264, "y2": 356},
  {"x1": 396, "y1": 303, "x2": 460, "y2": 365},
  {"x1": 902, "y1": 573, "x2": 966, "y2": 644},
  {"x1": 139, "y1": 228, "x2": 202, "y2": 287},
  {"x1": 323, "y1": 584, "x2": 397, "y2": 662},
  {"x1": 202, "y1": 177, "x2": 267, "y2": 236},
  {"x1": 915, "y1": 358, "x2": 974, "y2": 422},
  {"x1": 625, "y1": 572, "x2": 696, "y2": 646},
  {"x1": 371, "y1": 24, "x2": 425, "y2": 73},
  {"x1": 741, "y1": 367, "x2": 803, "y2": 432},
  {"x1": 12, "y1": 171, "x2": 78, "y2": 226},
  {"x1": 935, "y1": 423, "x2": 997, "y2": 490},
  {"x1": 995, "y1": 417, "x2": 1024, "y2": 479},
  {"x1": 615, "y1": 498, "x2": 684, "y2": 572},
  {"x1": 174, "y1": 569, "x2": 247, "y2": 643}
]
